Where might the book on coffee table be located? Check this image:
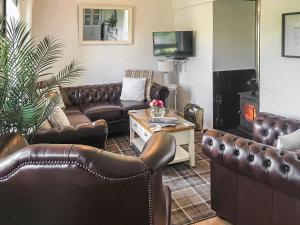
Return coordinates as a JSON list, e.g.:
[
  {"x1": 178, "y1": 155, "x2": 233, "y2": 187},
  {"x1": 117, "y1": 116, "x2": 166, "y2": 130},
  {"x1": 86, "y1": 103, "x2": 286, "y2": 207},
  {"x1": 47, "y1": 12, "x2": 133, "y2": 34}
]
[{"x1": 148, "y1": 117, "x2": 178, "y2": 127}]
